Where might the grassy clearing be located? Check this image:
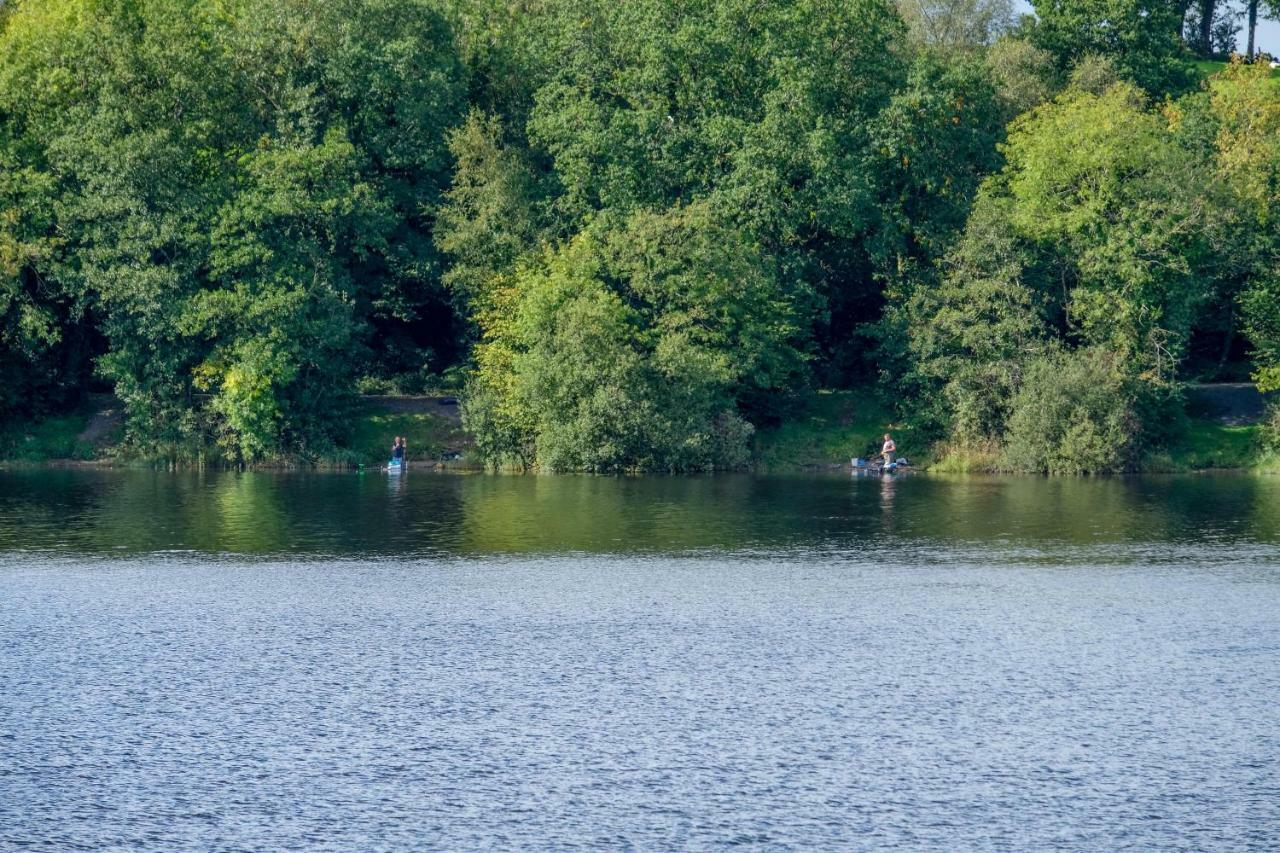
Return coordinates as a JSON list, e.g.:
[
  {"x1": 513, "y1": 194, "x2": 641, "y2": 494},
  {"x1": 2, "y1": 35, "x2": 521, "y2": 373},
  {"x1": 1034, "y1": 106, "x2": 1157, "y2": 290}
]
[
  {"x1": 1, "y1": 398, "x2": 471, "y2": 468},
  {"x1": 926, "y1": 421, "x2": 1265, "y2": 473},
  {"x1": 0, "y1": 410, "x2": 97, "y2": 462},
  {"x1": 342, "y1": 405, "x2": 471, "y2": 466},
  {"x1": 752, "y1": 390, "x2": 918, "y2": 470},
  {"x1": 1154, "y1": 420, "x2": 1262, "y2": 471},
  {"x1": 762, "y1": 395, "x2": 1270, "y2": 474},
  {"x1": 1194, "y1": 59, "x2": 1227, "y2": 77},
  {"x1": 1193, "y1": 59, "x2": 1280, "y2": 87}
]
